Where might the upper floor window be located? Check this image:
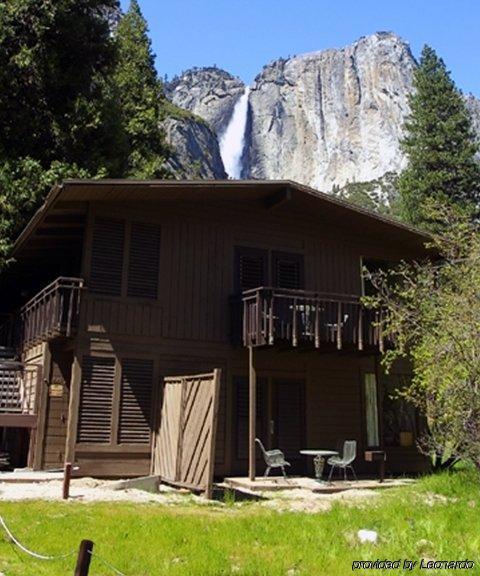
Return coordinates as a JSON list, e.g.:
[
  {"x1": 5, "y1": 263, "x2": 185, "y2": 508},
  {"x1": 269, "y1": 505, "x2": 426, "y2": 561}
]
[
  {"x1": 127, "y1": 222, "x2": 161, "y2": 299},
  {"x1": 234, "y1": 246, "x2": 304, "y2": 293},
  {"x1": 90, "y1": 218, "x2": 125, "y2": 296},
  {"x1": 272, "y1": 251, "x2": 304, "y2": 290},
  {"x1": 235, "y1": 247, "x2": 269, "y2": 292},
  {"x1": 89, "y1": 217, "x2": 161, "y2": 299}
]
